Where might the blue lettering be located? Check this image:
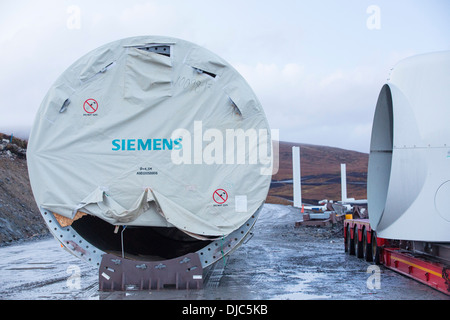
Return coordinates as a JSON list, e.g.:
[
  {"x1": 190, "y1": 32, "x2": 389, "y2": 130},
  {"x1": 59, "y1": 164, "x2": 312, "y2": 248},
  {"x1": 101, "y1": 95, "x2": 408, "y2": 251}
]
[
  {"x1": 127, "y1": 139, "x2": 136, "y2": 151},
  {"x1": 174, "y1": 138, "x2": 183, "y2": 150},
  {"x1": 153, "y1": 139, "x2": 162, "y2": 150},
  {"x1": 112, "y1": 139, "x2": 120, "y2": 151},
  {"x1": 163, "y1": 139, "x2": 173, "y2": 150},
  {"x1": 138, "y1": 139, "x2": 151, "y2": 150},
  {"x1": 112, "y1": 139, "x2": 177, "y2": 151}
]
